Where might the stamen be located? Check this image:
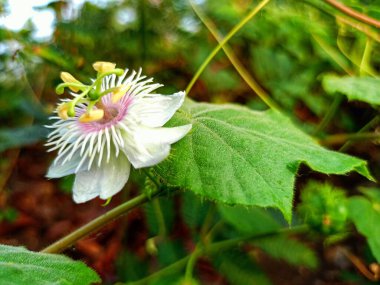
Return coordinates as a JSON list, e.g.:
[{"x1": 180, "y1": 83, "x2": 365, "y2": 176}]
[
  {"x1": 112, "y1": 84, "x2": 131, "y2": 103},
  {"x1": 60, "y1": 72, "x2": 83, "y2": 92},
  {"x1": 57, "y1": 103, "x2": 70, "y2": 120},
  {"x1": 79, "y1": 109, "x2": 105, "y2": 123},
  {"x1": 93, "y1": 61, "x2": 116, "y2": 73}
]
